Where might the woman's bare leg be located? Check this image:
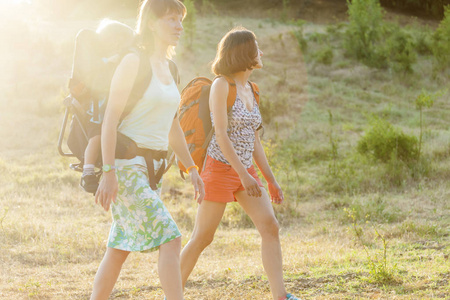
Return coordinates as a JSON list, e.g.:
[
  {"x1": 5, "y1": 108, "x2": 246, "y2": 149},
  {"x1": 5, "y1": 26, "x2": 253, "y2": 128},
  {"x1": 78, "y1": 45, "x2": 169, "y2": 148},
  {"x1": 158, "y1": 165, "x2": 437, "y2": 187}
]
[
  {"x1": 180, "y1": 200, "x2": 227, "y2": 288},
  {"x1": 91, "y1": 247, "x2": 130, "y2": 300},
  {"x1": 84, "y1": 135, "x2": 101, "y2": 165},
  {"x1": 159, "y1": 237, "x2": 183, "y2": 300},
  {"x1": 235, "y1": 188, "x2": 287, "y2": 300}
]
